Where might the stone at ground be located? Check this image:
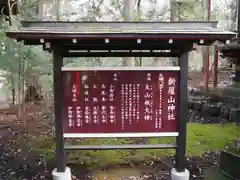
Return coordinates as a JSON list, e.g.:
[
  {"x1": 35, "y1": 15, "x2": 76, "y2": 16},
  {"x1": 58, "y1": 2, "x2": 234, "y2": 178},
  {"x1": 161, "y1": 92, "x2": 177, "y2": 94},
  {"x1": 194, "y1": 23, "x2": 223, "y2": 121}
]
[
  {"x1": 188, "y1": 87, "x2": 240, "y2": 124},
  {"x1": 52, "y1": 167, "x2": 72, "y2": 180},
  {"x1": 171, "y1": 168, "x2": 190, "y2": 180}
]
